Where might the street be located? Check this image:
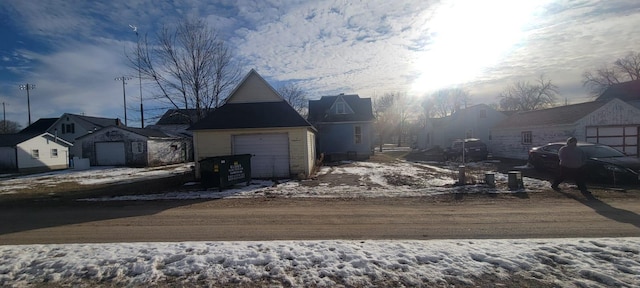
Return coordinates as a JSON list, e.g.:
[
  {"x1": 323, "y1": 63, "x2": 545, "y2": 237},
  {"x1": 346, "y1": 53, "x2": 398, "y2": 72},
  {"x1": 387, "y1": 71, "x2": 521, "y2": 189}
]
[{"x1": 1, "y1": 192, "x2": 639, "y2": 245}]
